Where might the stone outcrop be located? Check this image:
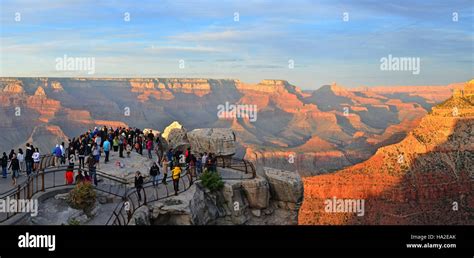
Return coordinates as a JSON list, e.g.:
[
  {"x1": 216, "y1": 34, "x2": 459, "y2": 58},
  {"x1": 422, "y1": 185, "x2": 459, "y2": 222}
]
[
  {"x1": 163, "y1": 121, "x2": 189, "y2": 150},
  {"x1": 146, "y1": 167, "x2": 302, "y2": 225},
  {"x1": 264, "y1": 167, "x2": 304, "y2": 207},
  {"x1": 128, "y1": 206, "x2": 151, "y2": 225},
  {"x1": 241, "y1": 177, "x2": 270, "y2": 209},
  {"x1": 187, "y1": 128, "x2": 236, "y2": 156}
]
